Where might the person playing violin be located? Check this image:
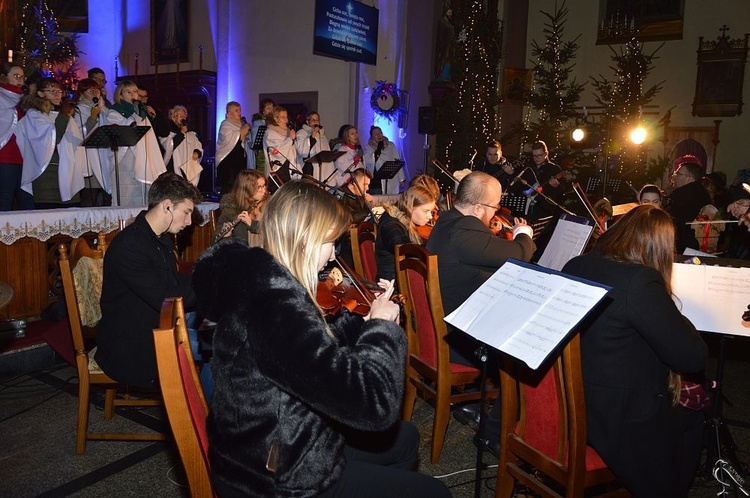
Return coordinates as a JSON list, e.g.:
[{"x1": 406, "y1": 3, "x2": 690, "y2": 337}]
[
  {"x1": 375, "y1": 184, "x2": 437, "y2": 282},
  {"x1": 193, "y1": 180, "x2": 450, "y2": 498},
  {"x1": 477, "y1": 140, "x2": 515, "y2": 190}
]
